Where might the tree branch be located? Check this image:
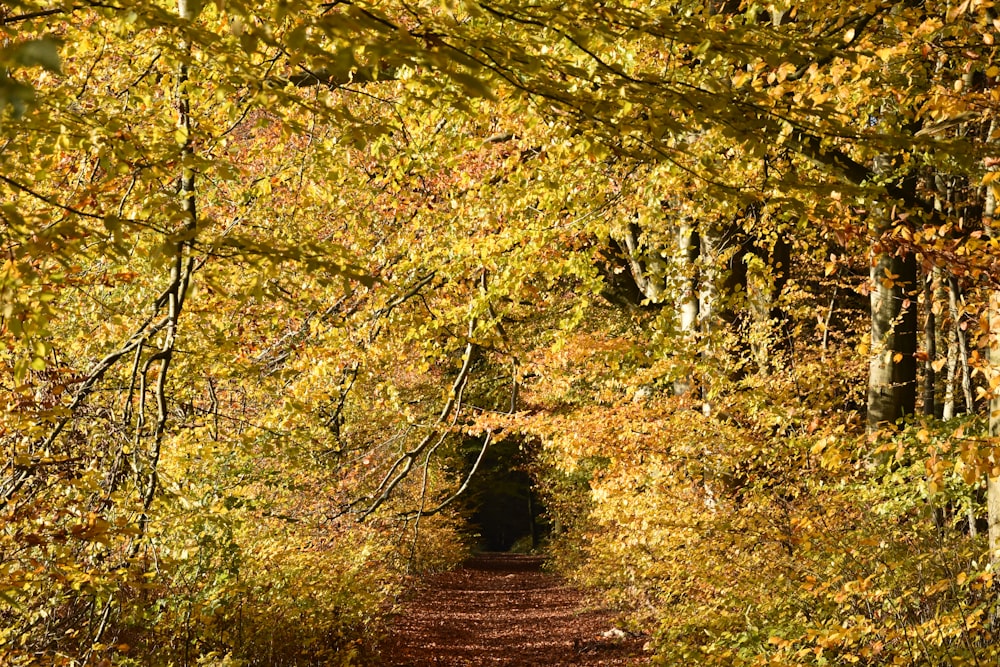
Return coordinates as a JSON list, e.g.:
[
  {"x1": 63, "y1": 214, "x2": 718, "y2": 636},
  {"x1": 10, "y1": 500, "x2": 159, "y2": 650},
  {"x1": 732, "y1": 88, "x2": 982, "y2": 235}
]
[{"x1": 357, "y1": 316, "x2": 479, "y2": 519}]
